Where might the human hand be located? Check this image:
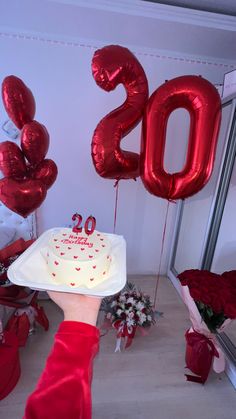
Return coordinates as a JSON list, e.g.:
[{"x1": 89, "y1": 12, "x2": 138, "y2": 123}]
[{"x1": 47, "y1": 290, "x2": 101, "y2": 326}]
